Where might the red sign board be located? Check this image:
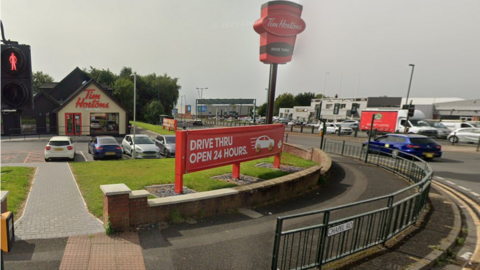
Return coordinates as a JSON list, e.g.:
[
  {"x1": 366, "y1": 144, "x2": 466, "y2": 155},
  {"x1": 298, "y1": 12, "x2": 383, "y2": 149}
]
[
  {"x1": 360, "y1": 111, "x2": 398, "y2": 133},
  {"x1": 254, "y1": 1, "x2": 305, "y2": 64},
  {"x1": 175, "y1": 124, "x2": 285, "y2": 193},
  {"x1": 163, "y1": 118, "x2": 177, "y2": 131}
]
